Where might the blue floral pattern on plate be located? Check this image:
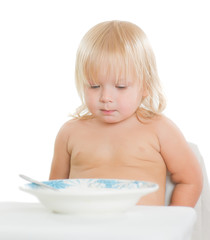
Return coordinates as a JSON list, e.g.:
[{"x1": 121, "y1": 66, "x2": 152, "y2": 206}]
[
  {"x1": 29, "y1": 180, "x2": 70, "y2": 189},
  {"x1": 27, "y1": 179, "x2": 156, "y2": 191},
  {"x1": 21, "y1": 179, "x2": 159, "y2": 214}
]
